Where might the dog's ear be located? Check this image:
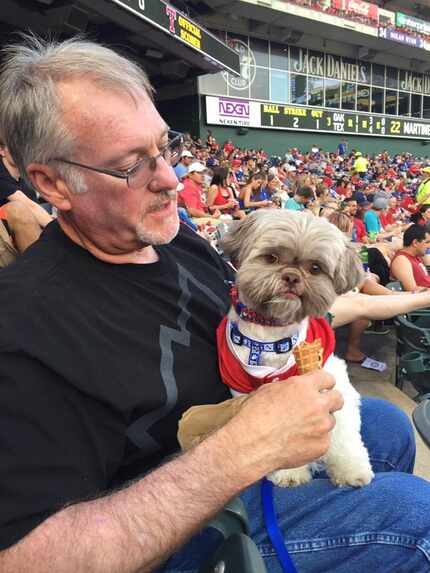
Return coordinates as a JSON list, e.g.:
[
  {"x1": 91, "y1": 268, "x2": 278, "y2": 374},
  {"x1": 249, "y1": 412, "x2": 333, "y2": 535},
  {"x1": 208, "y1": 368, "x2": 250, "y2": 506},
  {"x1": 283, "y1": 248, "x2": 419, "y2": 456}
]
[
  {"x1": 334, "y1": 244, "x2": 364, "y2": 295},
  {"x1": 220, "y1": 212, "x2": 261, "y2": 268}
]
